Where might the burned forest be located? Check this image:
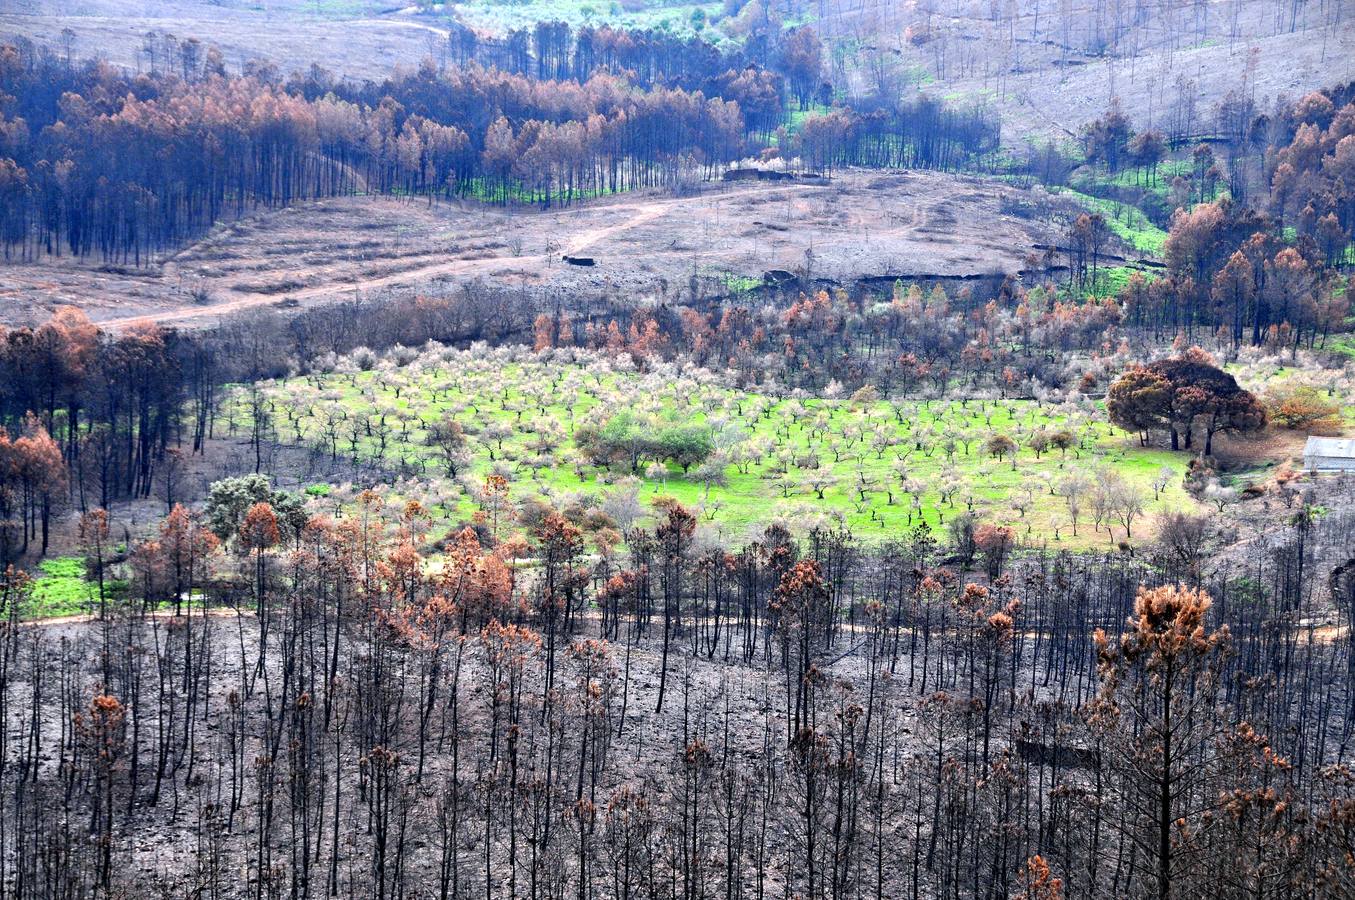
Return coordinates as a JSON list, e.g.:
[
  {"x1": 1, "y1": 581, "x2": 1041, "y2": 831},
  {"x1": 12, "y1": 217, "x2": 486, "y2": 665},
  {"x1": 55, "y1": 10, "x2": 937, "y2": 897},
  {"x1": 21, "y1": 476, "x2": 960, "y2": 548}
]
[{"x1": 1, "y1": 0, "x2": 1355, "y2": 897}]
